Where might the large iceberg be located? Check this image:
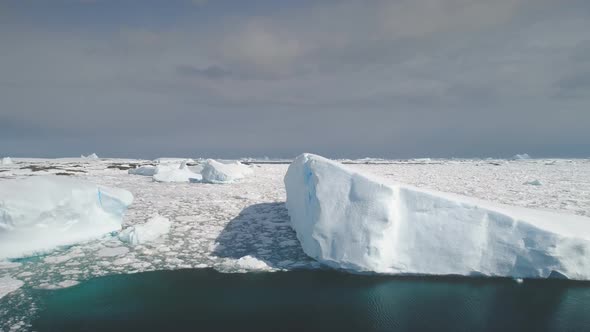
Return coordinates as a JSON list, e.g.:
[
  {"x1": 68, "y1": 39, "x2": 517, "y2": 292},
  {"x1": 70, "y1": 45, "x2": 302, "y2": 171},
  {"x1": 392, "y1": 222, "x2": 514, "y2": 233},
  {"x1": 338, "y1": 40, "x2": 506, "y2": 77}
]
[
  {"x1": 284, "y1": 153, "x2": 590, "y2": 280},
  {"x1": 0, "y1": 176, "x2": 133, "y2": 259},
  {"x1": 201, "y1": 159, "x2": 253, "y2": 184}
]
